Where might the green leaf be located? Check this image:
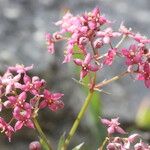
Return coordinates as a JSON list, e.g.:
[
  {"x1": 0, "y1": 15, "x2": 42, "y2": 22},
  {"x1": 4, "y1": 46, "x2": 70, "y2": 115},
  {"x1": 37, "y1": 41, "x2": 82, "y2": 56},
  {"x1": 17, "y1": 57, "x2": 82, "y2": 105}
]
[
  {"x1": 72, "y1": 142, "x2": 84, "y2": 150},
  {"x1": 57, "y1": 132, "x2": 66, "y2": 150}
]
